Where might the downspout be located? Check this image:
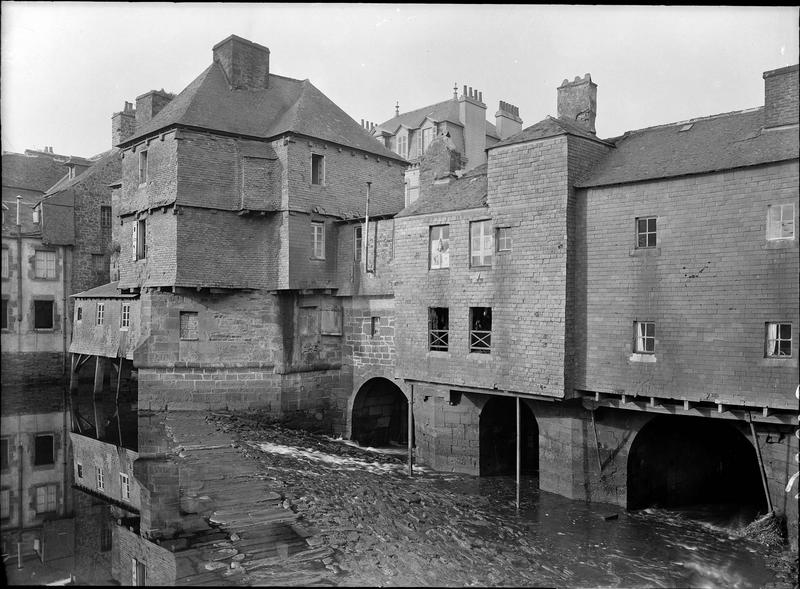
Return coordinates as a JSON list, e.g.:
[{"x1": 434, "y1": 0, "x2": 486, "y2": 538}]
[
  {"x1": 363, "y1": 182, "x2": 371, "y2": 273},
  {"x1": 62, "y1": 247, "x2": 68, "y2": 376},
  {"x1": 16, "y1": 196, "x2": 23, "y2": 352},
  {"x1": 17, "y1": 415, "x2": 24, "y2": 565}
]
